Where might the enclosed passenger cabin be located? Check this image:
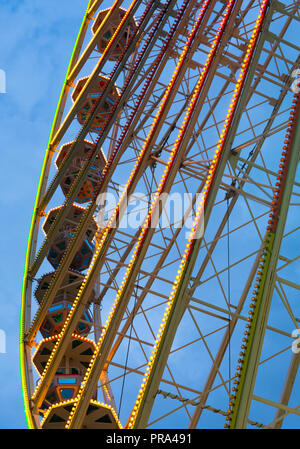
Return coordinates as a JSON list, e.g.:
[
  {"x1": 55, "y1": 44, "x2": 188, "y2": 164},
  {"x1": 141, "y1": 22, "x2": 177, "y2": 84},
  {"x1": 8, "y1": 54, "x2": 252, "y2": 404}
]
[
  {"x1": 33, "y1": 334, "x2": 96, "y2": 376},
  {"x1": 72, "y1": 75, "x2": 120, "y2": 133},
  {"x1": 33, "y1": 334, "x2": 97, "y2": 412},
  {"x1": 39, "y1": 374, "x2": 82, "y2": 408},
  {"x1": 55, "y1": 140, "x2": 106, "y2": 203},
  {"x1": 34, "y1": 271, "x2": 94, "y2": 338},
  {"x1": 42, "y1": 204, "x2": 98, "y2": 271},
  {"x1": 41, "y1": 399, "x2": 121, "y2": 429},
  {"x1": 38, "y1": 299, "x2": 92, "y2": 338},
  {"x1": 91, "y1": 7, "x2": 137, "y2": 61},
  {"x1": 34, "y1": 270, "x2": 95, "y2": 305}
]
